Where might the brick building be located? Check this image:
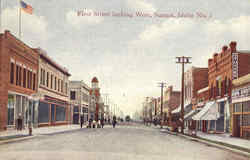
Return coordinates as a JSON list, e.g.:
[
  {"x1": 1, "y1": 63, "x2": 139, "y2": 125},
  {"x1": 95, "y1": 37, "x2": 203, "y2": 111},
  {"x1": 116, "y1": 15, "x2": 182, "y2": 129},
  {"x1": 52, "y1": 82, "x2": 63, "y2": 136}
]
[
  {"x1": 163, "y1": 86, "x2": 180, "y2": 122},
  {"x1": 0, "y1": 30, "x2": 39, "y2": 130},
  {"x1": 195, "y1": 41, "x2": 250, "y2": 133},
  {"x1": 172, "y1": 67, "x2": 208, "y2": 116},
  {"x1": 34, "y1": 48, "x2": 71, "y2": 127},
  {"x1": 231, "y1": 74, "x2": 250, "y2": 139}
]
